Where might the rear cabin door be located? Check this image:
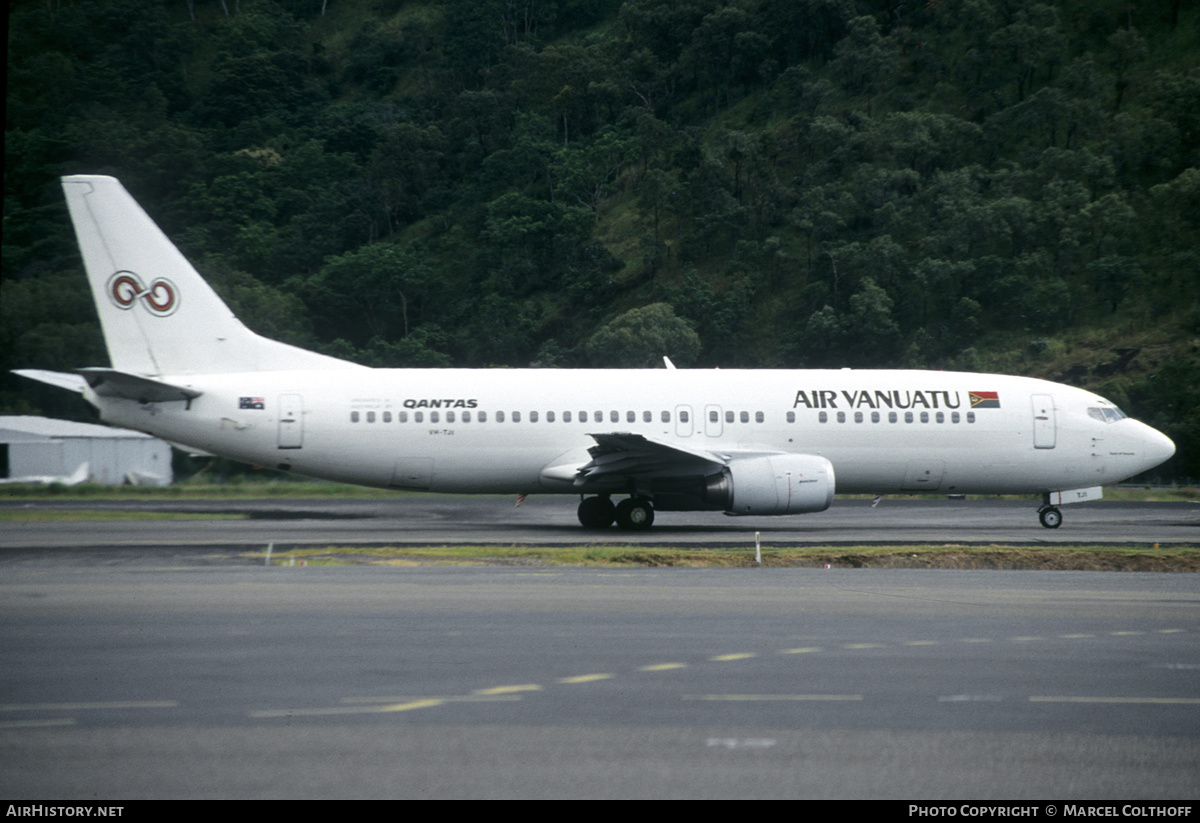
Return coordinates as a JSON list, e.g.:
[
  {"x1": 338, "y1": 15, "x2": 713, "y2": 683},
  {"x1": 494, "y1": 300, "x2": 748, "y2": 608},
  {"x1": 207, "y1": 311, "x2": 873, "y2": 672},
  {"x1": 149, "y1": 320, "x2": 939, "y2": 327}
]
[{"x1": 277, "y1": 394, "x2": 304, "y2": 449}]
